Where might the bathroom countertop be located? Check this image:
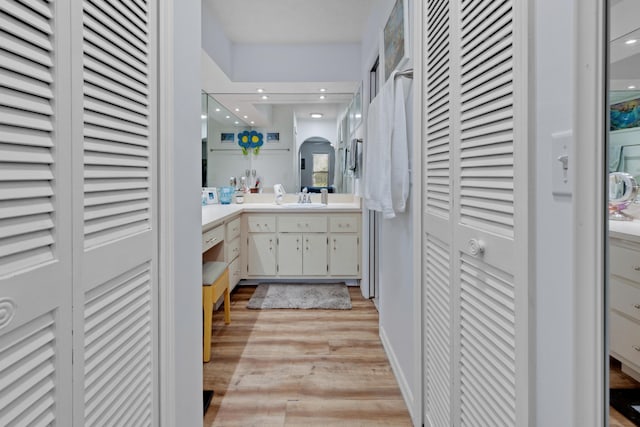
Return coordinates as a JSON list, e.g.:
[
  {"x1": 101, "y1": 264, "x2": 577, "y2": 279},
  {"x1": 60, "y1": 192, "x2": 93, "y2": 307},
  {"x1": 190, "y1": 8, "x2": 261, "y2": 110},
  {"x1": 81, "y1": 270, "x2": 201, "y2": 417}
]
[
  {"x1": 202, "y1": 202, "x2": 362, "y2": 230},
  {"x1": 610, "y1": 219, "x2": 640, "y2": 243}
]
